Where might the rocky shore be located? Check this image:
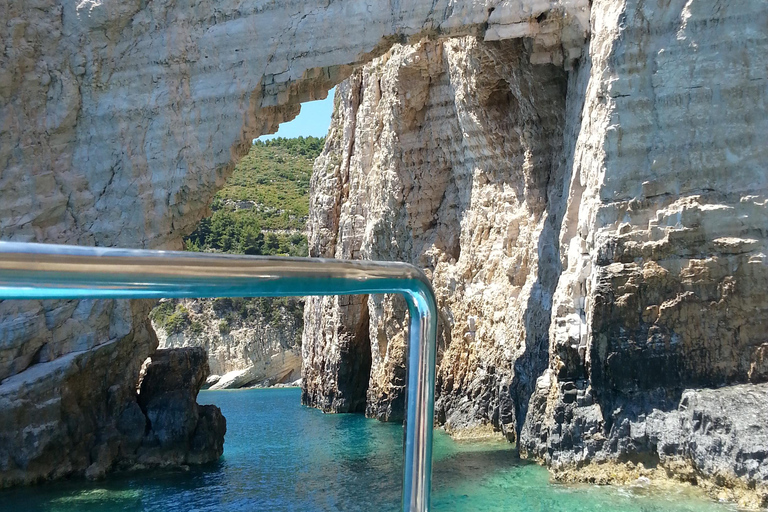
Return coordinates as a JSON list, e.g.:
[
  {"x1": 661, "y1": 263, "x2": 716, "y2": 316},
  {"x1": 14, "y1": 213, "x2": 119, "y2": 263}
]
[{"x1": 153, "y1": 298, "x2": 303, "y2": 390}]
